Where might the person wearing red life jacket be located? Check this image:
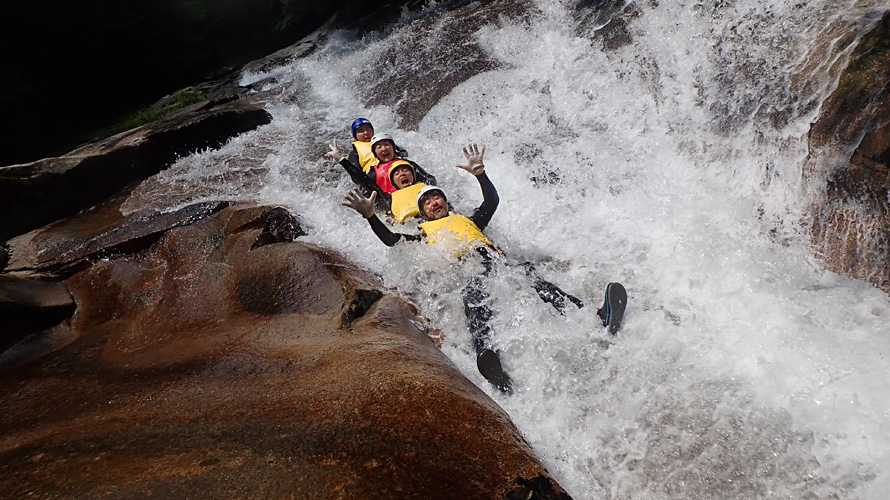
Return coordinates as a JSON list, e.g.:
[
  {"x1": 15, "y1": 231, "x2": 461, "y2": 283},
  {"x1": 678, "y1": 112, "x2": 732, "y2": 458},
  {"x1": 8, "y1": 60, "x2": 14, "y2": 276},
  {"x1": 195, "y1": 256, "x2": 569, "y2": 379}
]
[
  {"x1": 342, "y1": 143, "x2": 627, "y2": 393},
  {"x1": 335, "y1": 118, "x2": 409, "y2": 174},
  {"x1": 365, "y1": 133, "x2": 436, "y2": 195}
]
